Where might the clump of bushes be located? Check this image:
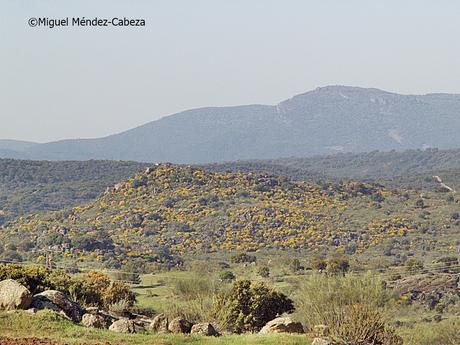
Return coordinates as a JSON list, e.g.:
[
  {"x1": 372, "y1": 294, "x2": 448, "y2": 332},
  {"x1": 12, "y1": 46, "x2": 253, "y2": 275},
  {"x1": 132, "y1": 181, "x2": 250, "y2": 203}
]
[
  {"x1": 70, "y1": 271, "x2": 136, "y2": 309},
  {"x1": 311, "y1": 256, "x2": 350, "y2": 275},
  {"x1": 230, "y1": 252, "x2": 256, "y2": 264},
  {"x1": 0, "y1": 264, "x2": 135, "y2": 310},
  {"x1": 214, "y1": 279, "x2": 294, "y2": 333}
]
